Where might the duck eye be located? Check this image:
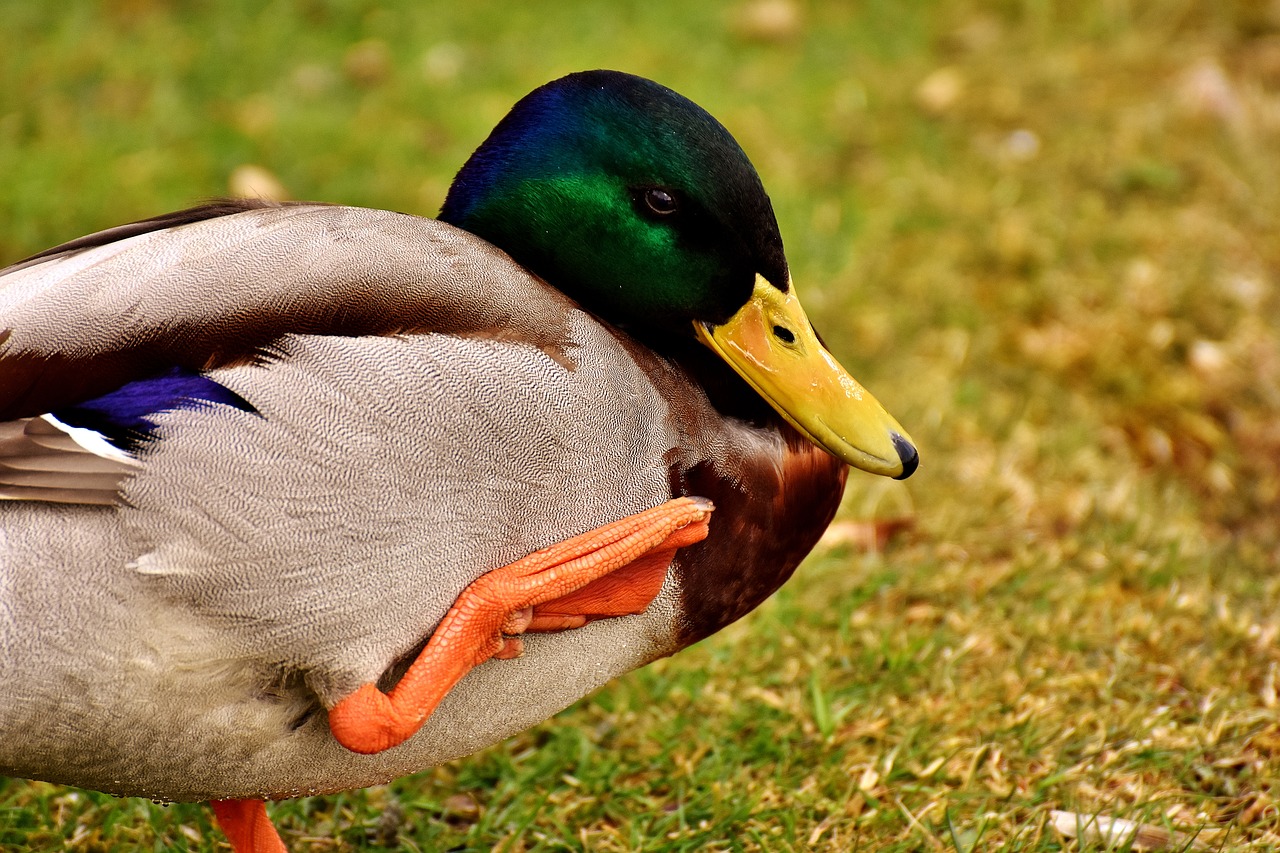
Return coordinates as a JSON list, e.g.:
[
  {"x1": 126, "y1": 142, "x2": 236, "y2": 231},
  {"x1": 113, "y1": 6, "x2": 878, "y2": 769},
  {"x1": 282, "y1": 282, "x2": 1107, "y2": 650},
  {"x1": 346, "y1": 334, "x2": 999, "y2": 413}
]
[{"x1": 643, "y1": 188, "x2": 679, "y2": 216}]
